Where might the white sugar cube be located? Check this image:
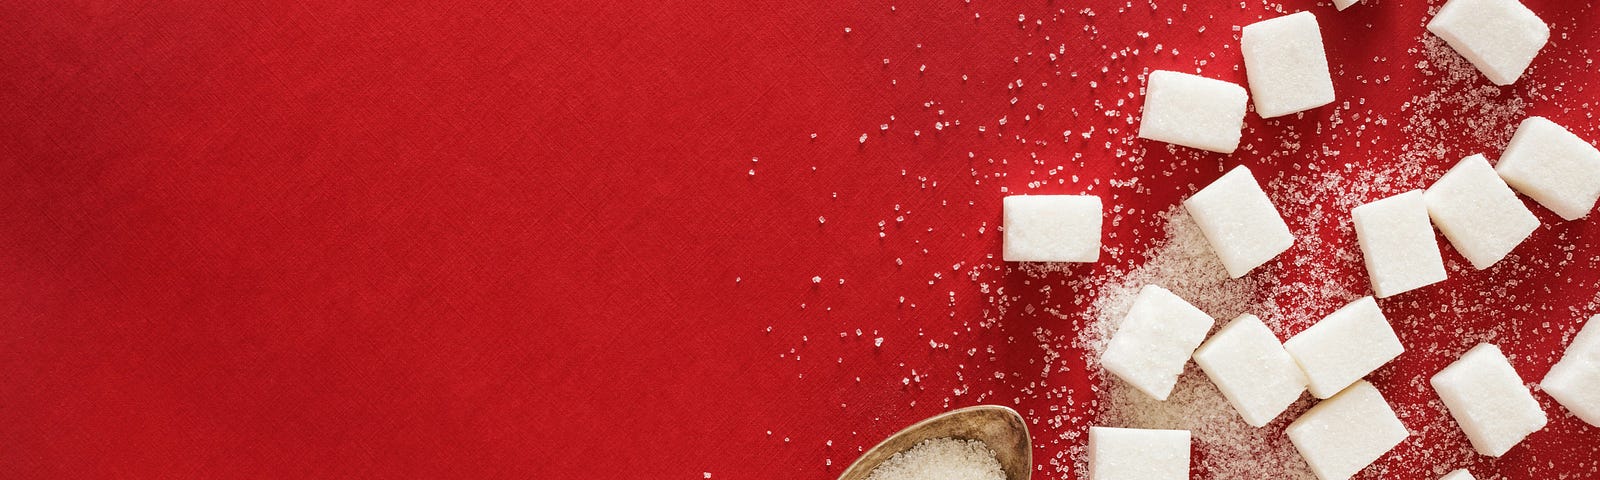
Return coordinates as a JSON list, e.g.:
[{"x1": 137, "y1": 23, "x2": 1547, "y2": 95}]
[
  {"x1": 1352, "y1": 190, "x2": 1447, "y2": 298},
  {"x1": 1333, "y1": 0, "x2": 1360, "y2": 10},
  {"x1": 1241, "y1": 12, "x2": 1336, "y2": 118},
  {"x1": 1287, "y1": 380, "x2": 1409, "y2": 480},
  {"x1": 1183, "y1": 166, "x2": 1295, "y2": 278},
  {"x1": 1431, "y1": 343, "x2": 1547, "y2": 457},
  {"x1": 1137, "y1": 70, "x2": 1249, "y2": 154},
  {"x1": 1541, "y1": 315, "x2": 1600, "y2": 427},
  {"x1": 1284, "y1": 296, "x2": 1405, "y2": 399},
  {"x1": 1193, "y1": 314, "x2": 1308, "y2": 427},
  {"x1": 1496, "y1": 117, "x2": 1600, "y2": 220},
  {"x1": 1002, "y1": 195, "x2": 1102, "y2": 262},
  {"x1": 1101, "y1": 285, "x2": 1215, "y2": 401},
  {"x1": 1424, "y1": 154, "x2": 1539, "y2": 270},
  {"x1": 1440, "y1": 469, "x2": 1476, "y2": 480},
  {"x1": 1087, "y1": 427, "x2": 1190, "y2": 480},
  {"x1": 1426, "y1": 0, "x2": 1548, "y2": 86}
]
